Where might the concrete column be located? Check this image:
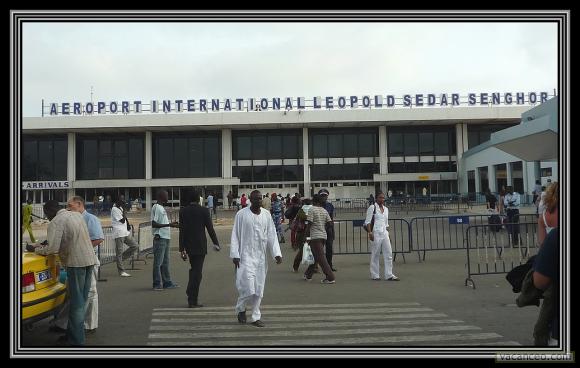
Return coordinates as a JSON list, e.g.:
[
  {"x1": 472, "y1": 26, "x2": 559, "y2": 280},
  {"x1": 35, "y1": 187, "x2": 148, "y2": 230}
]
[
  {"x1": 302, "y1": 127, "x2": 310, "y2": 196},
  {"x1": 462, "y1": 123, "x2": 469, "y2": 151},
  {"x1": 474, "y1": 168, "x2": 481, "y2": 193},
  {"x1": 145, "y1": 131, "x2": 153, "y2": 211},
  {"x1": 455, "y1": 123, "x2": 465, "y2": 193},
  {"x1": 488, "y1": 165, "x2": 497, "y2": 192},
  {"x1": 67, "y1": 133, "x2": 76, "y2": 199},
  {"x1": 506, "y1": 162, "x2": 513, "y2": 186},
  {"x1": 379, "y1": 125, "x2": 388, "y2": 191},
  {"x1": 522, "y1": 160, "x2": 529, "y2": 195},
  {"x1": 221, "y1": 129, "x2": 233, "y2": 206}
]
